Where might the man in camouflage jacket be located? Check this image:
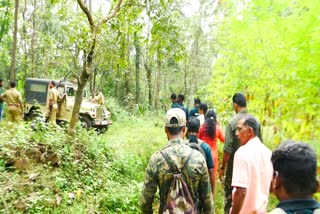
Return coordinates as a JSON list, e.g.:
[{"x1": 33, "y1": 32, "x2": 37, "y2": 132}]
[{"x1": 140, "y1": 108, "x2": 214, "y2": 214}]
